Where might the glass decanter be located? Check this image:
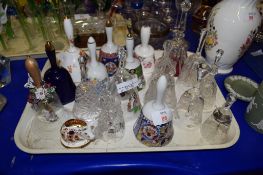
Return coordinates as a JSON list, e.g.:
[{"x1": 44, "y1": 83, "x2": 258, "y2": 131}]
[
  {"x1": 167, "y1": 0, "x2": 191, "y2": 76},
  {"x1": 177, "y1": 28, "x2": 208, "y2": 88},
  {"x1": 200, "y1": 93, "x2": 236, "y2": 144},
  {"x1": 144, "y1": 41, "x2": 177, "y2": 117},
  {"x1": 177, "y1": 64, "x2": 207, "y2": 129},
  {"x1": 200, "y1": 49, "x2": 224, "y2": 111}
]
